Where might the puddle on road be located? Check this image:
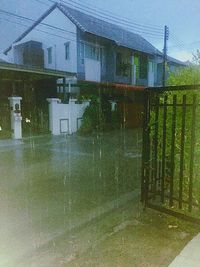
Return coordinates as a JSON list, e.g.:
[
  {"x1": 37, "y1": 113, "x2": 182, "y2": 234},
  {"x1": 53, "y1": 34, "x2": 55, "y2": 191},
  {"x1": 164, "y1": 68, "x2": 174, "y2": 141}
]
[{"x1": 0, "y1": 129, "x2": 142, "y2": 266}]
